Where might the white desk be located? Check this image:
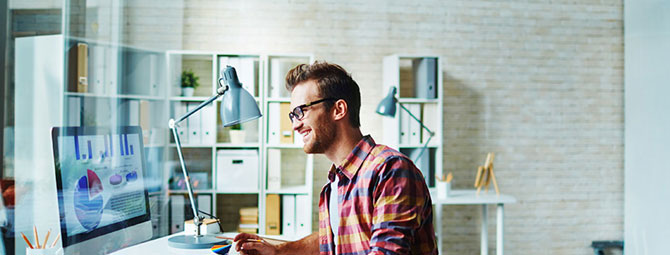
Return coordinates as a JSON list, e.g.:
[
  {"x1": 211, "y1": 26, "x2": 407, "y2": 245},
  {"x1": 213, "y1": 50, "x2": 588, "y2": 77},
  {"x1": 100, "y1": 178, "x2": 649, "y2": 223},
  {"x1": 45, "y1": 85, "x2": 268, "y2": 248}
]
[
  {"x1": 431, "y1": 189, "x2": 517, "y2": 255},
  {"x1": 110, "y1": 232, "x2": 297, "y2": 255}
]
